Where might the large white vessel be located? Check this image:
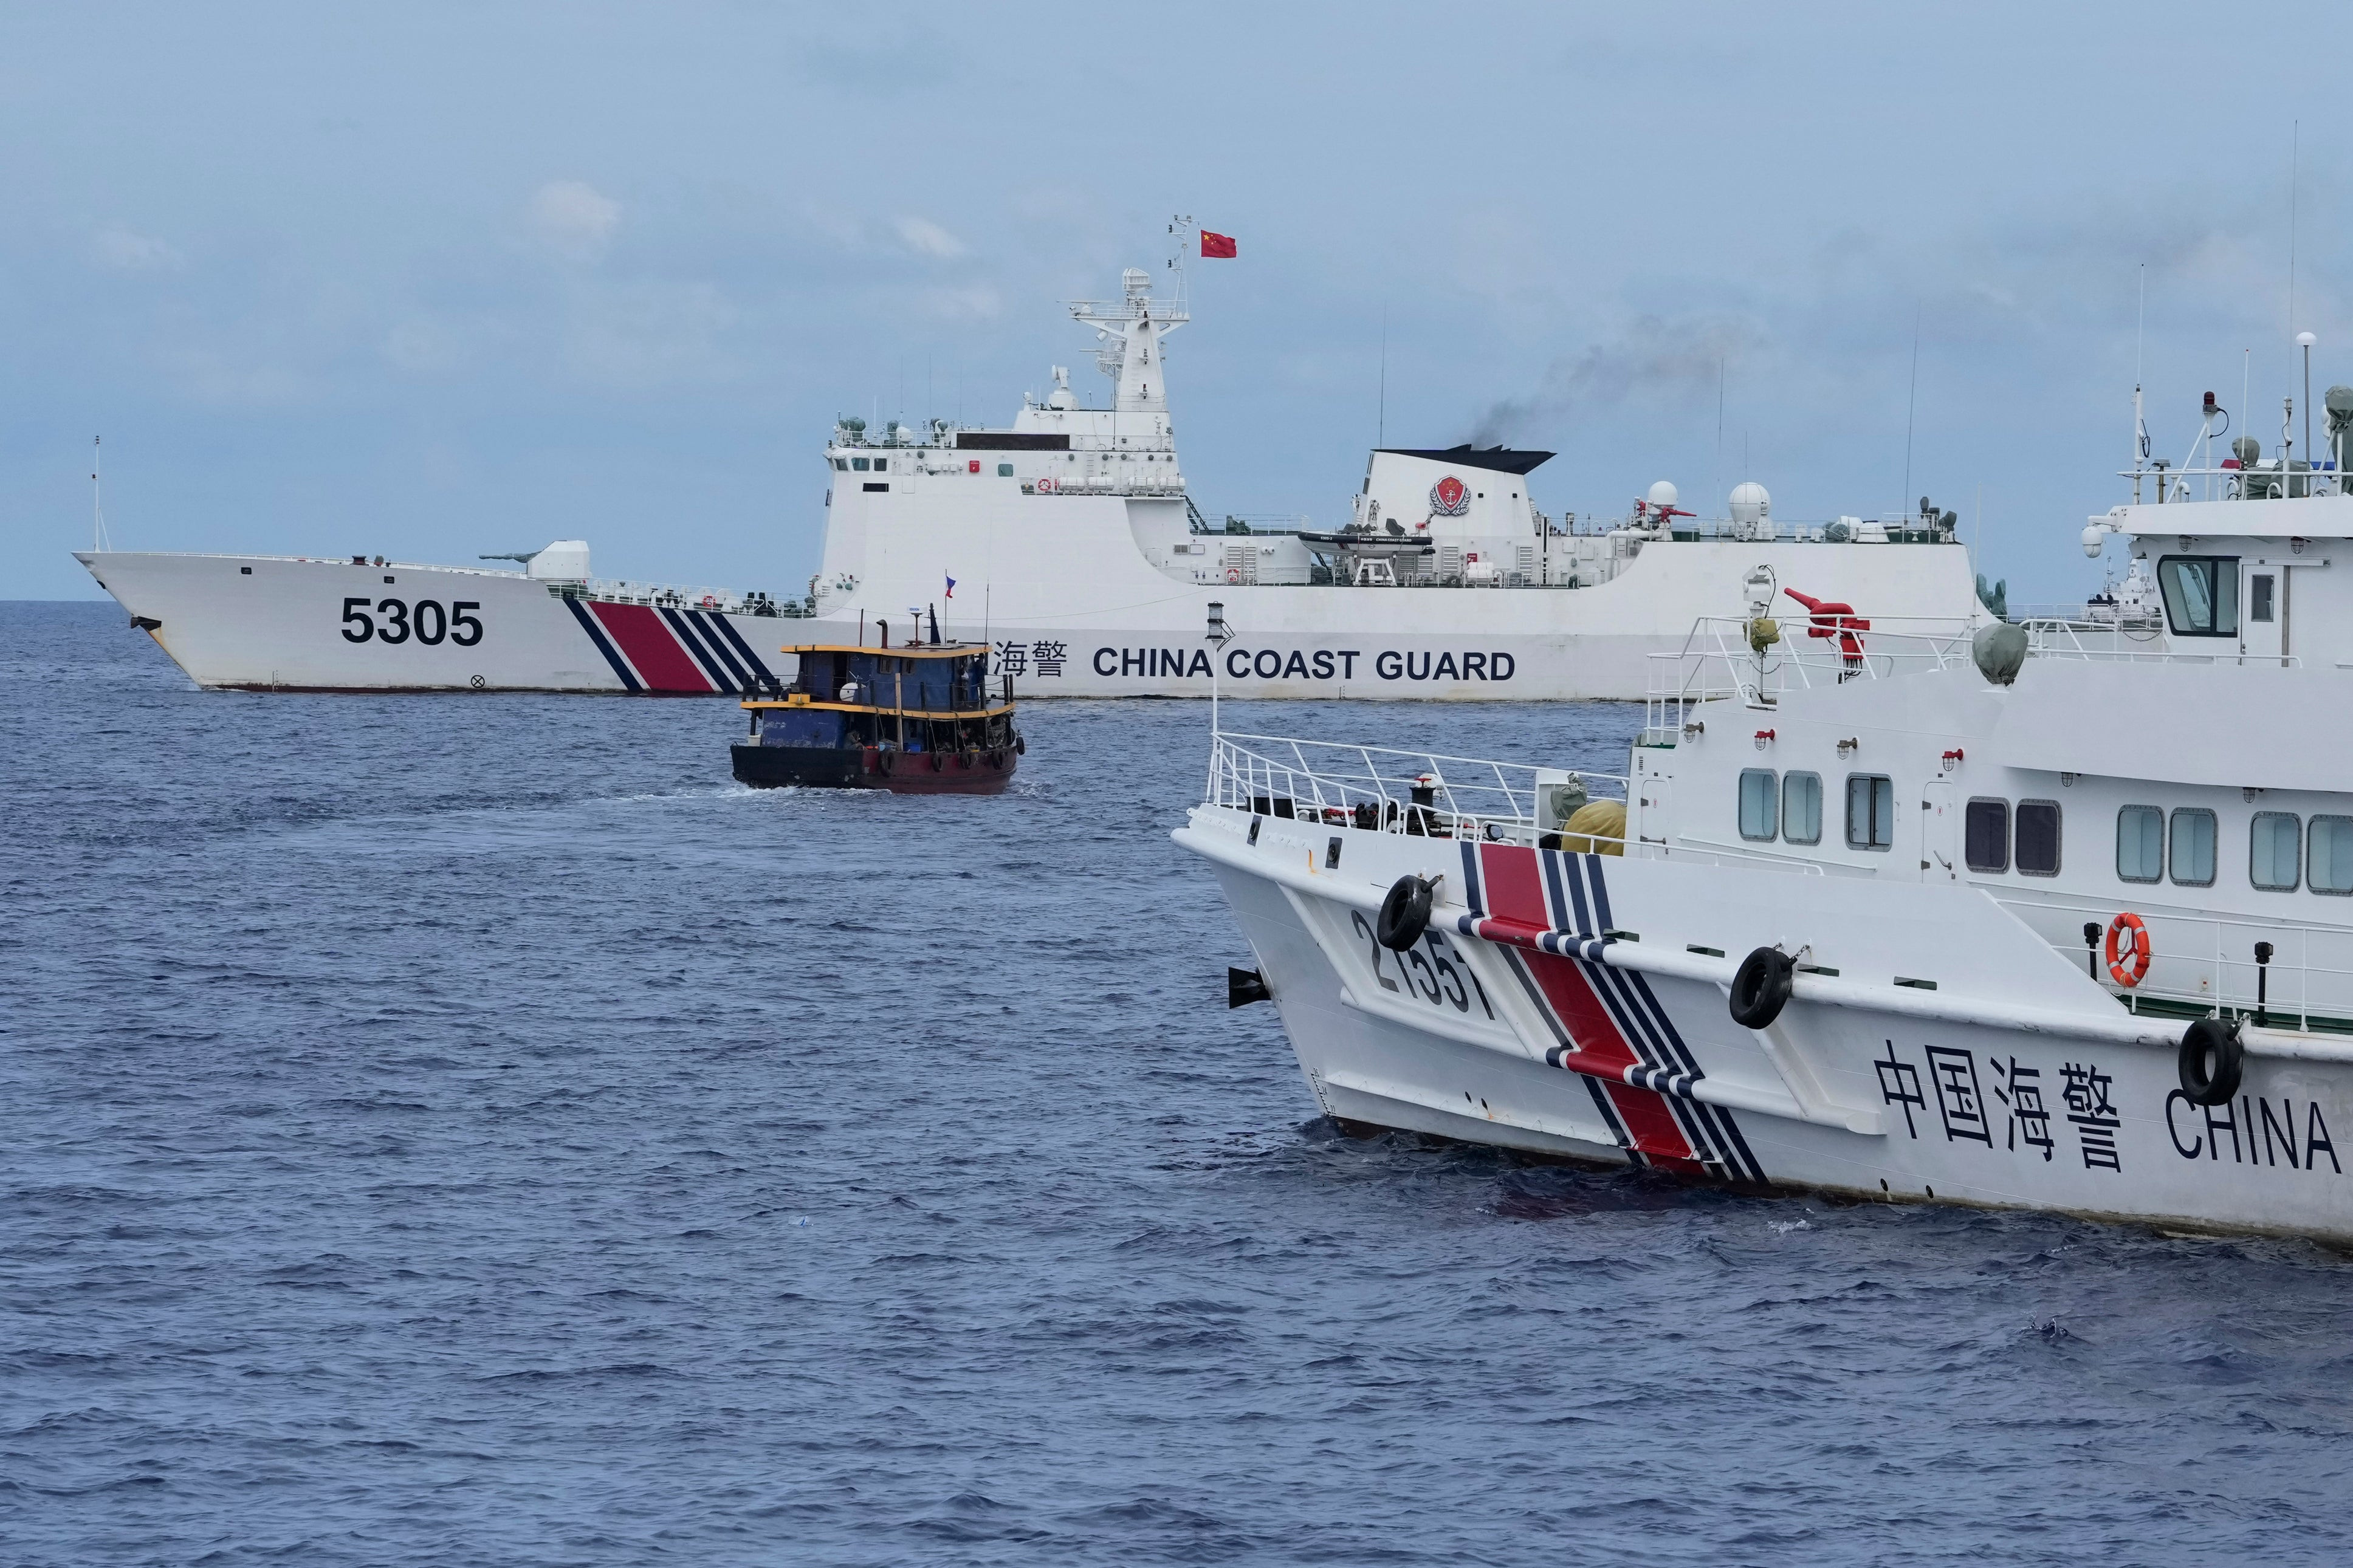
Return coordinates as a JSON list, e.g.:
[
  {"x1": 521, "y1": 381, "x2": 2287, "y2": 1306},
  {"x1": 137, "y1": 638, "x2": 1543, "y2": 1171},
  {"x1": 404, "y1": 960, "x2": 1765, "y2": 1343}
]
[
  {"x1": 77, "y1": 541, "x2": 807, "y2": 694},
  {"x1": 1177, "y1": 377, "x2": 2353, "y2": 1238},
  {"x1": 77, "y1": 260, "x2": 1984, "y2": 699},
  {"x1": 812, "y1": 267, "x2": 1984, "y2": 699}
]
